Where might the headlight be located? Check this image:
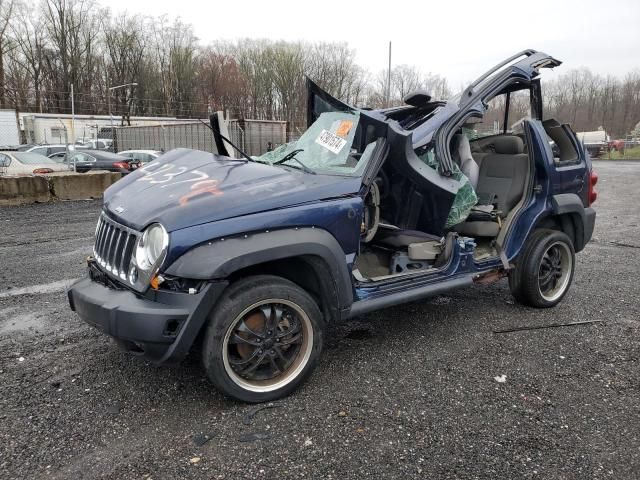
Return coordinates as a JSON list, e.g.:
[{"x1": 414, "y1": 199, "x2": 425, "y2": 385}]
[
  {"x1": 135, "y1": 224, "x2": 169, "y2": 270},
  {"x1": 130, "y1": 223, "x2": 169, "y2": 288}
]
